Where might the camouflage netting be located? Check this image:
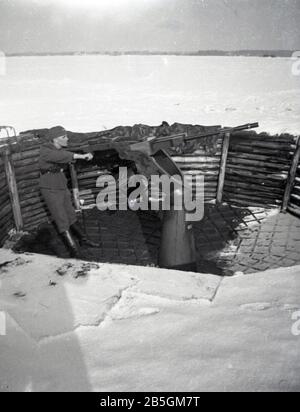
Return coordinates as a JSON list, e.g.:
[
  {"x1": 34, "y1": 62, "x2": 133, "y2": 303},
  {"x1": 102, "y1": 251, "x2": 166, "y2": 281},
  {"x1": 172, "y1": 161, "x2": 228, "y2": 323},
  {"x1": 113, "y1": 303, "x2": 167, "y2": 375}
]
[
  {"x1": 19, "y1": 121, "x2": 222, "y2": 177},
  {"x1": 26, "y1": 121, "x2": 221, "y2": 150}
]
